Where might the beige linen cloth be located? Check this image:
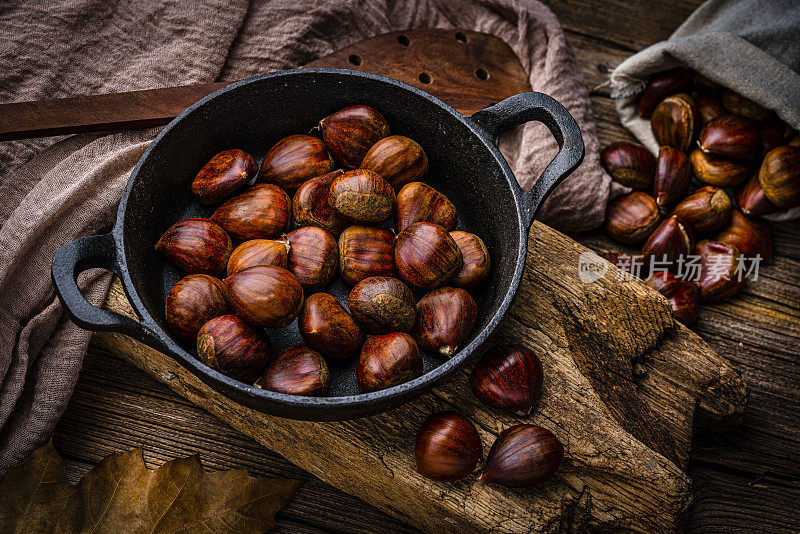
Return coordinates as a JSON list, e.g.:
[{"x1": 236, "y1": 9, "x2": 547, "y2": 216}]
[{"x1": 0, "y1": 0, "x2": 612, "y2": 474}]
